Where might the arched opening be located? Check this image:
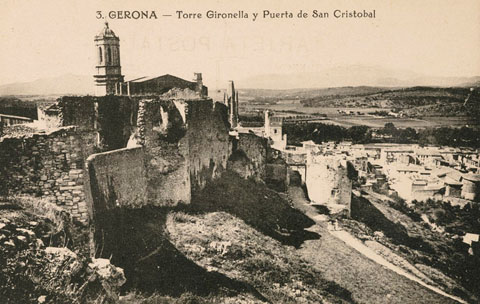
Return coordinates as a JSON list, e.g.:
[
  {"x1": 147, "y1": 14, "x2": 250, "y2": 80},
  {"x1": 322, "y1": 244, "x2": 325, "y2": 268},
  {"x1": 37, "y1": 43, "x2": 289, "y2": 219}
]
[
  {"x1": 107, "y1": 47, "x2": 112, "y2": 64},
  {"x1": 99, "y1": 47, "x2": 103, "y2": 63}
]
